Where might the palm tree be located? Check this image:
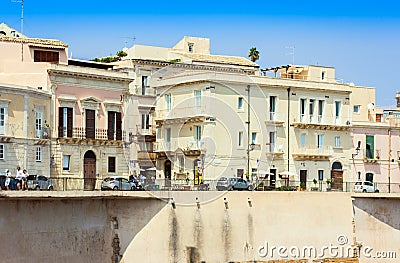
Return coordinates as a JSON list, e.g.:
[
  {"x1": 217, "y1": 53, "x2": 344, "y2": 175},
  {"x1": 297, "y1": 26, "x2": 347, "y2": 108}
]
[{"x1": 248, "y1": 47, "x2": 260, "y2": 62}]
